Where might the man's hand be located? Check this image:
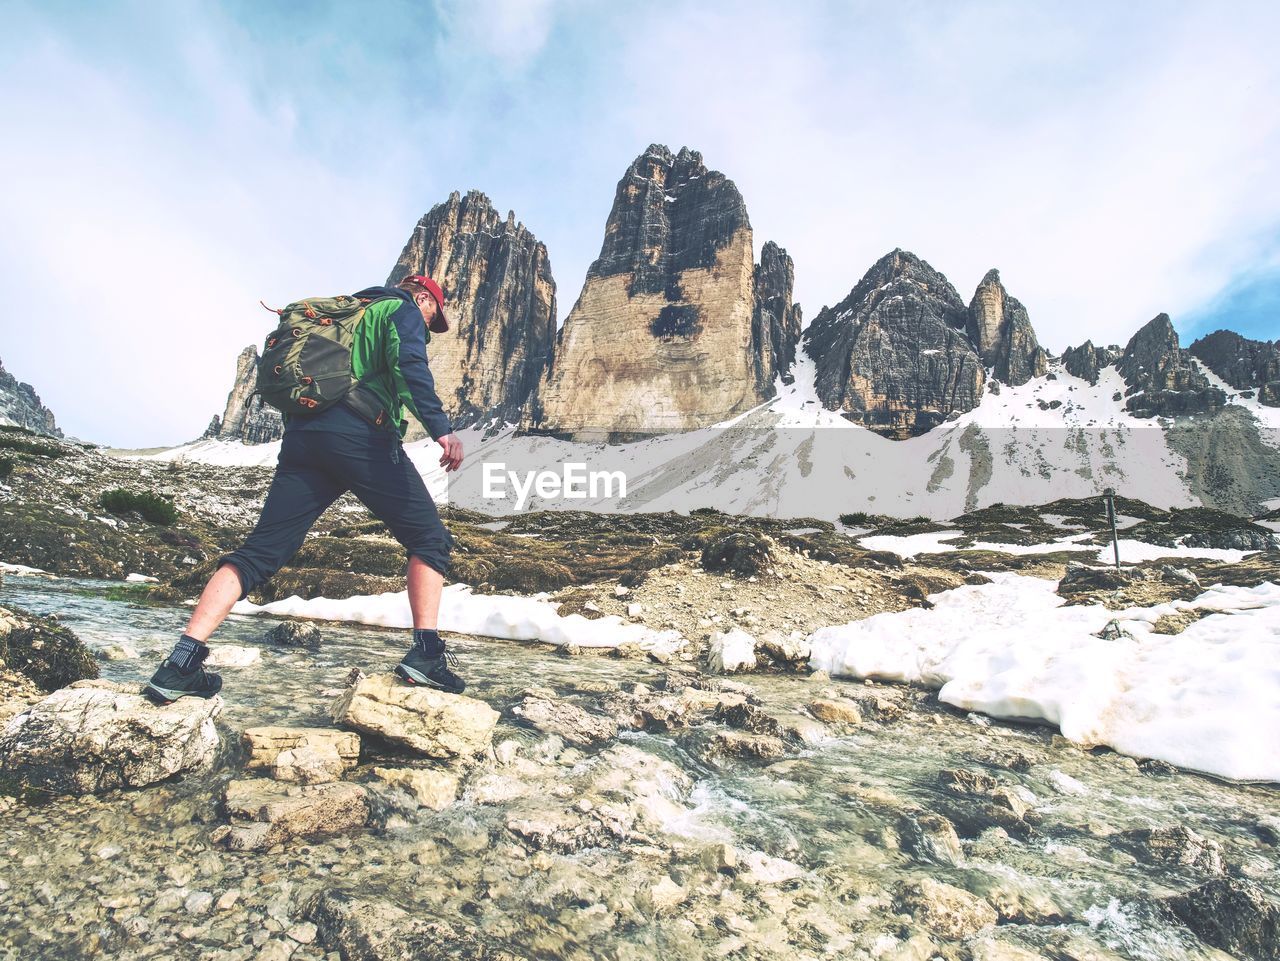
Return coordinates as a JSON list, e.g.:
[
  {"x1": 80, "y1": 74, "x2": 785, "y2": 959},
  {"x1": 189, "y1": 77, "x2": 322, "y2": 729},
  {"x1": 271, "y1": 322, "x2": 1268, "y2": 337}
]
[{"x1": 436, "y1": 433, "x2": 464, "y2": 473}]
